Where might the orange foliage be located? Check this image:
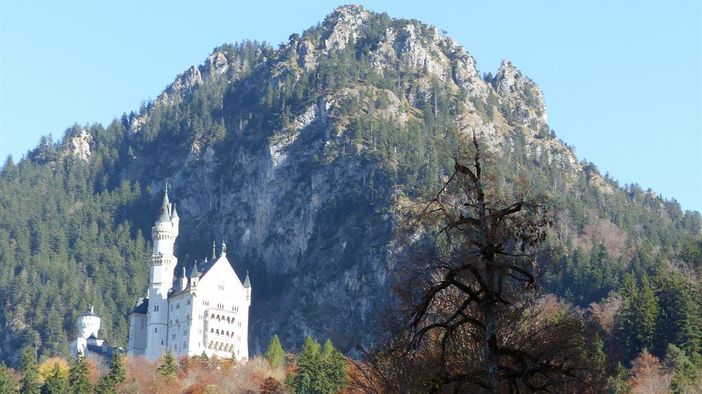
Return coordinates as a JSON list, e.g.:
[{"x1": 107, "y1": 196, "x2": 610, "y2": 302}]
[{"x1": 628, "y1": 349, "x2": 671, "y2": 394}]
